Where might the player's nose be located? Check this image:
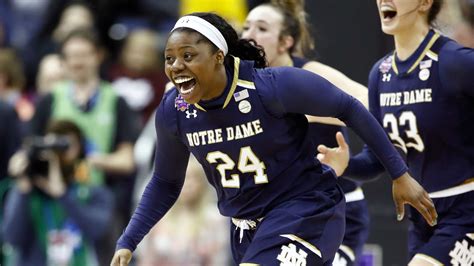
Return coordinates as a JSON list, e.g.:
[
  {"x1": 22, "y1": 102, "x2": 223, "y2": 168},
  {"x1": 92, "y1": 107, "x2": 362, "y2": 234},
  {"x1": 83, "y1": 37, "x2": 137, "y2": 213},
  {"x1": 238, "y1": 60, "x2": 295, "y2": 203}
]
[
  {"x1": 241, "y1": 27, "x2": 255, "y2": 40},
  {"x1": 171, "y1": 58, "x2": 185, "y2": 72}
]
